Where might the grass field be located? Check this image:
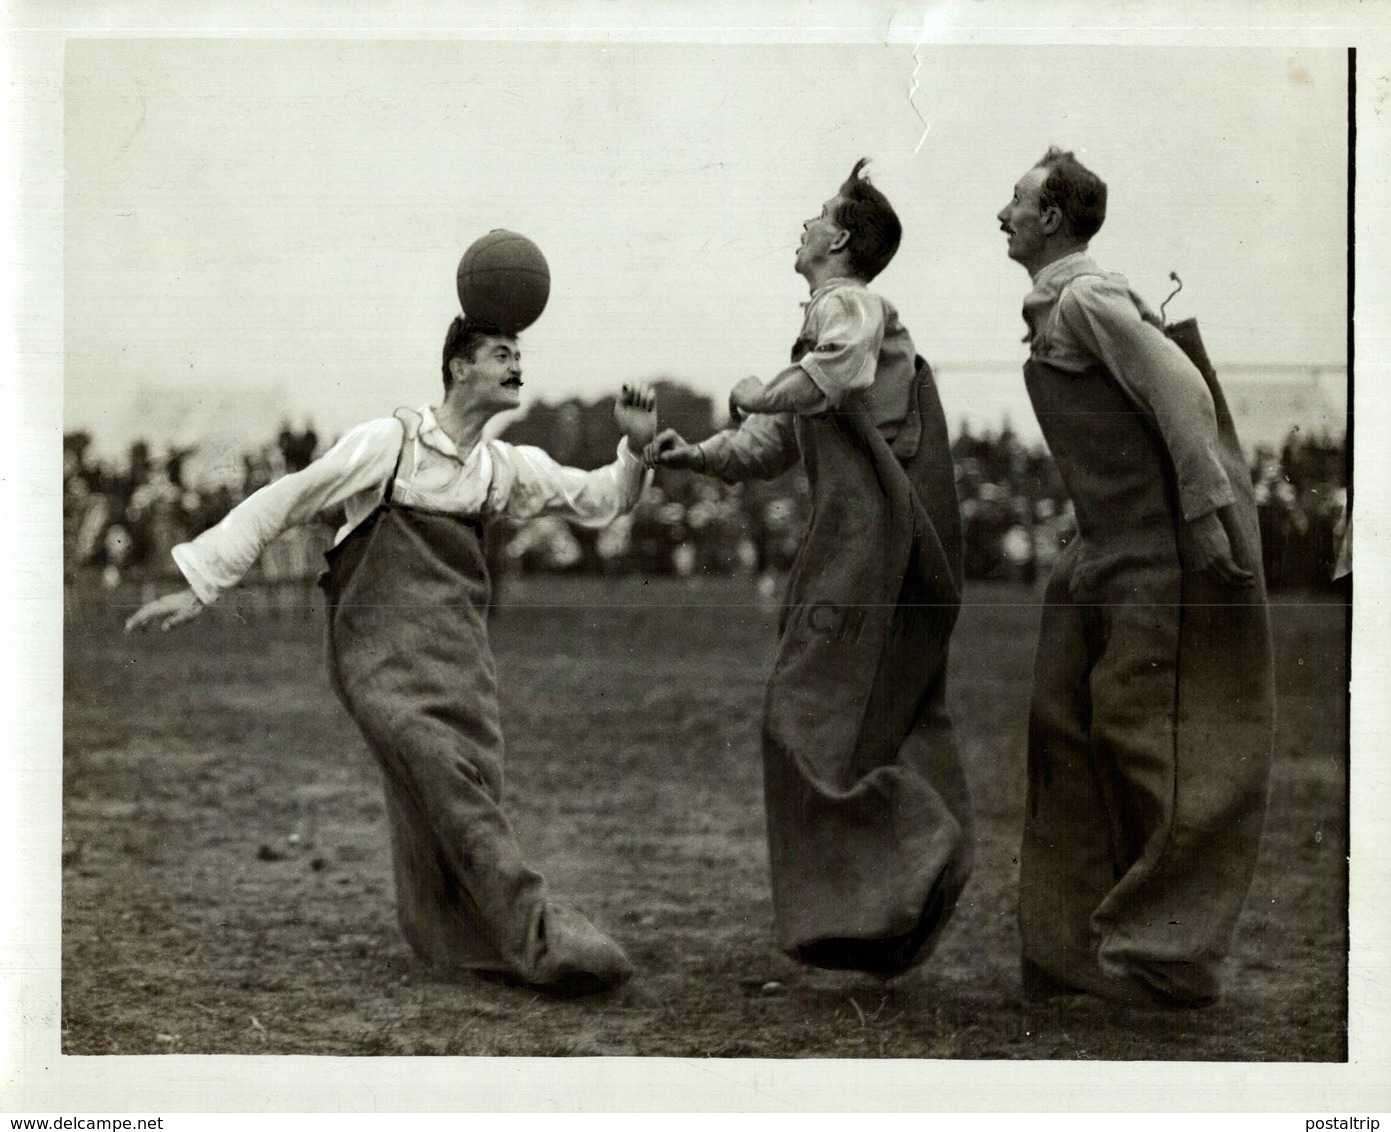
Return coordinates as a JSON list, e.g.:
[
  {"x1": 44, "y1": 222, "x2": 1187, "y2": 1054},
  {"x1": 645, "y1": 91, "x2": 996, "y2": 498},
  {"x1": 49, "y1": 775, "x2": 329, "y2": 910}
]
[{"x1": 61, "y1": 575, "x2": 1349, "y2": 1060}]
